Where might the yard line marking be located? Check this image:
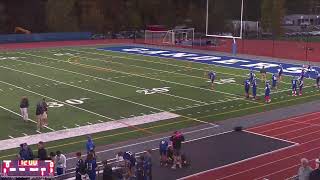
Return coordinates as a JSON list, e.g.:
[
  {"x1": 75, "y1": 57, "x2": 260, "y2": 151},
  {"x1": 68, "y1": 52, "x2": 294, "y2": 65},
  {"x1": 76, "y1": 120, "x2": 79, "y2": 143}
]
[
  {"x1": 36, "y1": 130, "x2": 41, "y2": 134},
  {"x1": 36, "y1": 85, "x2": 41, "y2": 87},
  {"x1": 75, "y1": 124, "x2": 80, "y2": 127},
  {"x1": 22, "y1": 133, "x2": 28, "y2": 136},
  {"x1": 87, "y1": 122, "x2": 93, "y2": 125},
  {"x1": 98, "y1": 120, "x2": 104, "y2": 123},
  {"x1": 8, "y1": 136, "x2": 14, "y2": 139},
  {"x1": 12, "y1": 55, "x2": 208, "y2": 105},
  {"x1": 0, "y1": 89, "x2": 3, "y2": 91},
  {"x1": 63, "y1": 126, "x2": 68, "y2": 129},
  {"x1": 0, "y1": 105, "x2": 55, "y2": 131},
  {"x1": 0, "y1": 64, "x2": 216, "y2": 127},
  {"x1": 9, "y1": 88, "x2": 13, "y2": 90}
]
